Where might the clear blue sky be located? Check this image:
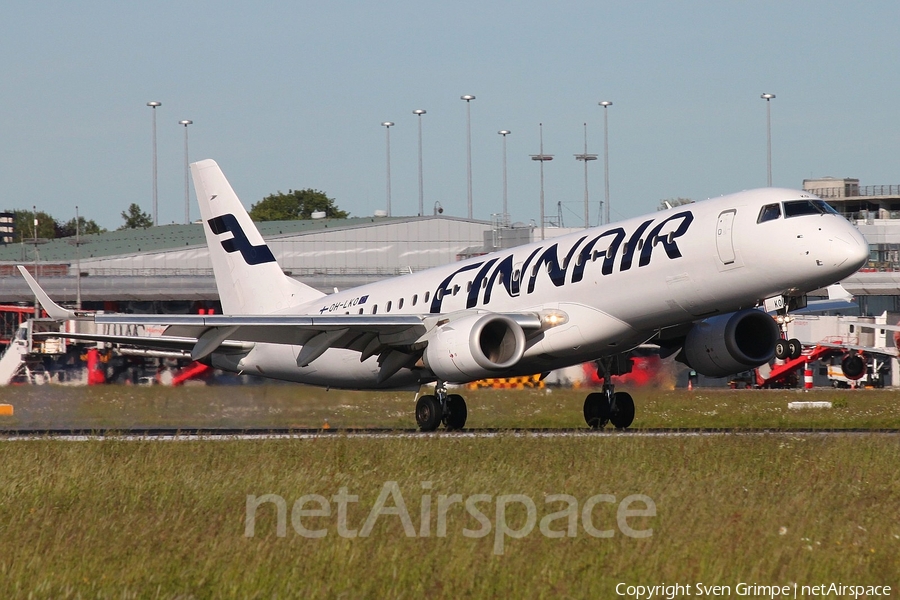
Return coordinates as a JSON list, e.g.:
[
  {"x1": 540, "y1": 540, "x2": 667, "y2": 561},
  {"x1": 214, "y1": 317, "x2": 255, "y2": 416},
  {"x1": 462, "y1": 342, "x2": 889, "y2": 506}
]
[{"x1": 2, "y1": 1, "x2": 899, "y2": 231}]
